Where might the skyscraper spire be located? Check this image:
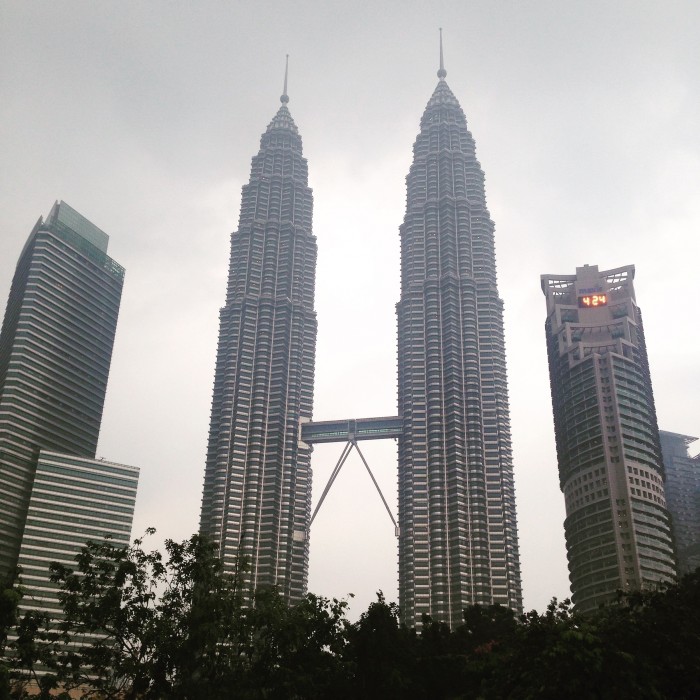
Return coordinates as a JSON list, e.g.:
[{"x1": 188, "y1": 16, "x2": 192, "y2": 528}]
[
  {"x1": 281, "y1": 54, "x2": 289, "y2": 104},
  {"x1": 437, "y1": 28, "x2": 447, "y2": 79}
]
